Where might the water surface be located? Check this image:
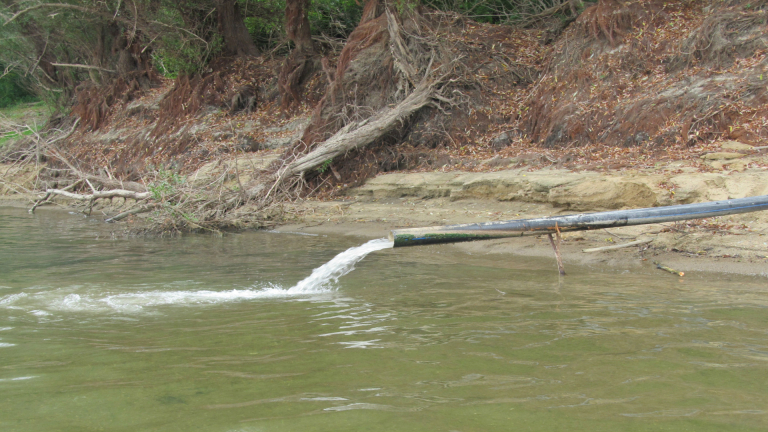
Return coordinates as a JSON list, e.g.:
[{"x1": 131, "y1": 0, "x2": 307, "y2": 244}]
[{"x1": 1, "y1": 206, "x2": 767, "y2": 431}]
